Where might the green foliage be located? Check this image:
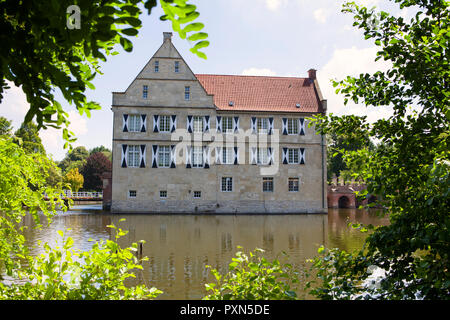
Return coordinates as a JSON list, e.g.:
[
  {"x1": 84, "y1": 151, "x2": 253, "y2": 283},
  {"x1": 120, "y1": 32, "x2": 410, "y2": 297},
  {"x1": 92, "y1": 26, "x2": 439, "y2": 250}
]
[
  {"x1": 308, "y1": 0, "x2": 450, "y2": 300},
  {"x1": 0, "y1": 116, "x2": 12, "y2": 136},
  {"x1": 64, "y1": 168, "x2": 84, "y2": 192},
  {"x1": 0, "y1": 0, "x2": 208, "y2": 148},
  {"x1": 203, "y1": 247, "x2": 299, "y2": 300},
  {"x1": 0, "y1": 137, "x2": 65, "y2": 278},
  {"x1": 58, "y1": 146, "x2": 89, "y2": 173},
  {"x1": 0, "y1": 225, "x2": 162, "y2": 300},
  {"x1": 14, "y1": 121, "x2": 45, "y2": 154}
]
